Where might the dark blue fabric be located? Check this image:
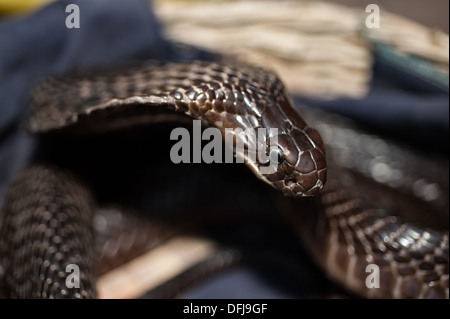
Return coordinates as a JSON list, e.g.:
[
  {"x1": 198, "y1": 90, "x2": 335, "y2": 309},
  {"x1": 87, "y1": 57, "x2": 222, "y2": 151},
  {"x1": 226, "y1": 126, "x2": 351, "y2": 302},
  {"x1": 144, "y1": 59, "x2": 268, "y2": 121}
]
[
  {"x1": 181, "y1": 223, "x2": 330, "y2": 299},
  {"x1": 295, "y1": 57, "x2": 449, "y2": 154},
  {"x1": 0, "y1": 0, "x2": 177, "y2": 206},
  {"x1": 181, "y1": 266, "x2": 307, "y2": 299},
  {"x1": 0, "y1": 0, "x2": 172, "y2": 132}
]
